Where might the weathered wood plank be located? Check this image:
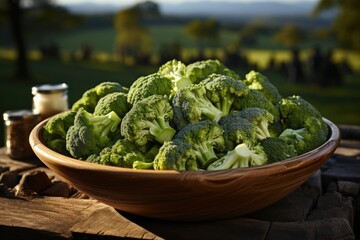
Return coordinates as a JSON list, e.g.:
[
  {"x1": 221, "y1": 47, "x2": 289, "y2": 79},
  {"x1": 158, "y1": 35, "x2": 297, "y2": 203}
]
[
  {"x1": 0, "y1": 197, "x2": 100, "y2": 239},
  {"x1": 71, "y1": 207, "x2": 160, "y2": 240}
]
